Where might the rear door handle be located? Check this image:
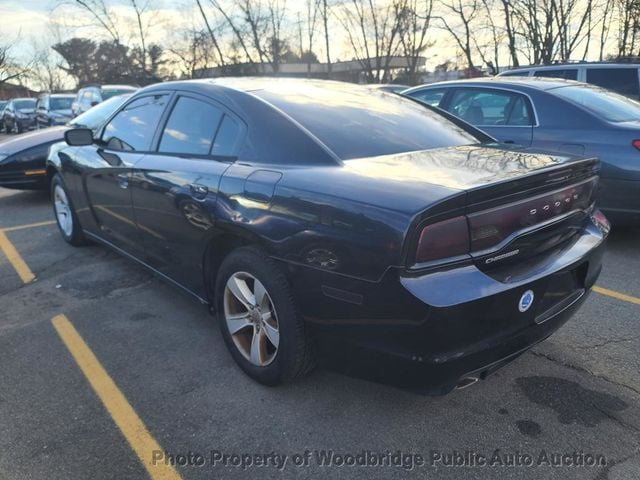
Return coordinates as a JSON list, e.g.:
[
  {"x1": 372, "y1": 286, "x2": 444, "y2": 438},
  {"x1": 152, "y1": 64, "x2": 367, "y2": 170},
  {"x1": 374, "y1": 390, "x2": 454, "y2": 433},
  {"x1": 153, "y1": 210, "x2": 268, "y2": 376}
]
[{"x1": 189, "y1": 183, "x2": 208, "y2": 200}]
